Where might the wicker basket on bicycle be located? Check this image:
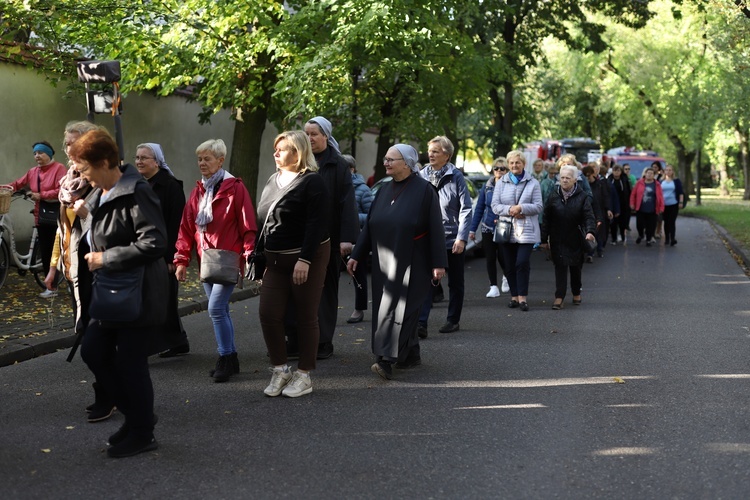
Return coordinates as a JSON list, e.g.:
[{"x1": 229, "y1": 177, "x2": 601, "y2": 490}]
[{"x1": 0, "y1": 185, "x2": 12, "y2": 215}]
